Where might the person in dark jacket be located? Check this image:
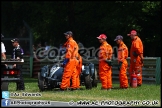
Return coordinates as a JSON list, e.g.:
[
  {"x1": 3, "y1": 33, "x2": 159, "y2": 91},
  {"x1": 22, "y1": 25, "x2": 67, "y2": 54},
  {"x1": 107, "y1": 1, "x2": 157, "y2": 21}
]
[{"x1": 11, "y1": 38, "x2": 25, "y2": 90}]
